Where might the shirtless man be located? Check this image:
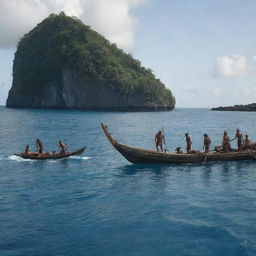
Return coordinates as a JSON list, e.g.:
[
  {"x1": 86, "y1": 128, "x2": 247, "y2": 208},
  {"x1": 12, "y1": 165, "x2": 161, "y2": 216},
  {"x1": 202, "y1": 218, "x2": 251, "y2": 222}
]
[
  {"x1": 243, "y1": 135, "x2": 251, "y2": 149},
  {"x1": 235, "y1": 129, "x2": 244, "y2": 151},
  {"x1": 185, "y1": 133, "x2": 192, "y2": 153},
  {"x1": 222, "y1": 131, "x2": 231, "y2": 153},
  {"x1": 59, "y1": 141, "x2": 67, "y2": 154},
  {"x1": 203, "y1": 134, "x2": 211, "y2": 153},
  {"x1": 155, "y1": 131, "x2": 165, "y2": 152},
  {"x1": 36, "y1": 139, "x2": 44, "y2": 154}
]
